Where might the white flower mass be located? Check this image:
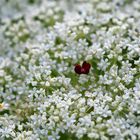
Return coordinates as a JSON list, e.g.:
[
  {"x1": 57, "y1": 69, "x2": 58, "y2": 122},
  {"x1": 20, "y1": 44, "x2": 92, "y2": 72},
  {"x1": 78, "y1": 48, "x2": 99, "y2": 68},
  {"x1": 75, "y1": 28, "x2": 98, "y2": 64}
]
[{"x1": 0, "y1": 0, "x2": 140, "y2": 140}]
